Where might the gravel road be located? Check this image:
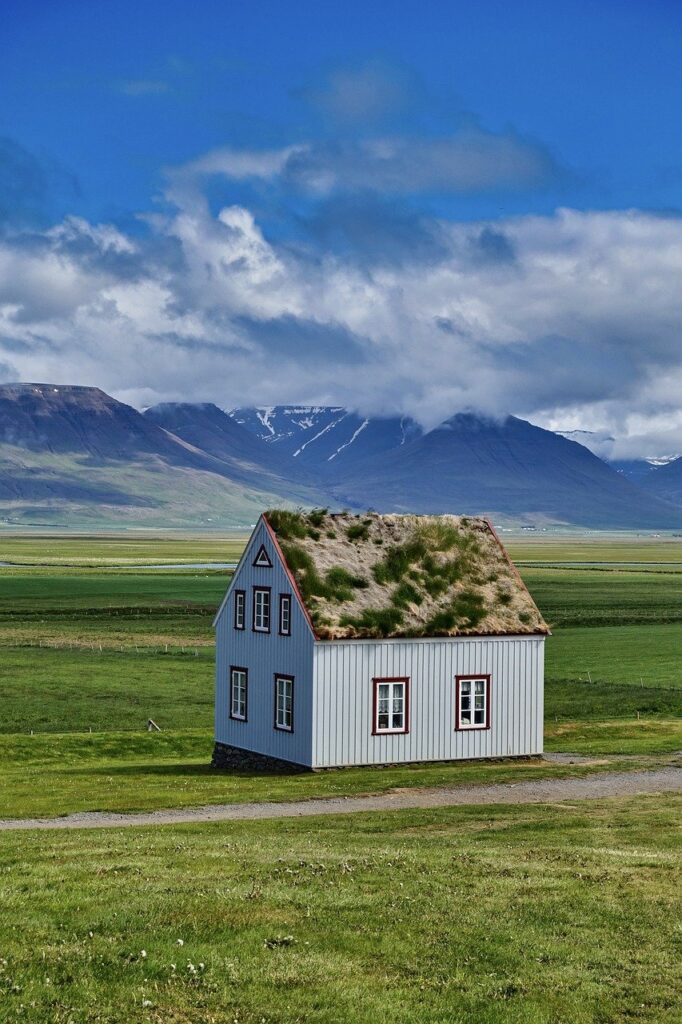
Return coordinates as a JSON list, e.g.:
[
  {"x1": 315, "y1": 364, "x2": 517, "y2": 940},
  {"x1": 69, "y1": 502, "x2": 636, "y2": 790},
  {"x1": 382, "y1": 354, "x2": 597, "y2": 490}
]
[{"x1": 1, "y1": 767, "x2": 680, "y2": 832}]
